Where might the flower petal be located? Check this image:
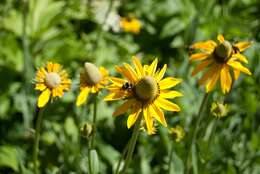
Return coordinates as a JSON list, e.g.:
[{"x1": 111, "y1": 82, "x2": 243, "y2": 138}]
[
  {"x1": 231, "y1": 54, "x2": 248, "y2": 64},
  {"x1": 132, "y1": 56, "x2": 144, "y2": 76},
  {"x1": 123, "y1": 63, "x2": 138, "y2": 81},
  {"x1": 76, "y1": 88, "x2": 90, "y2": 106},
  {"x1": 233, "y1": 69, "x2": 240, "y2": 80},
  {"x1": 35, "y1": 83, "x2": 47, "y2": 91},
  {"x1": 37, "y1": 89, "x2": 51, "y2": 108},
  {"x1": 220, "y1": 65, "x2": 232, "y2": 94},
  {"x1": 127, "y1": 105, "x2": 141, "y2": 129},
  {"x1": 217, "y1": 34, "x2": 225, "y2": 43},
  {"x1": 150, "y1": 104, "x2": 167, "y2": 127},
  {"x1": 206, "y1": 65, "x2": 221, "y2": 92},
  {"x1": 160, "y1": 90, "x2": 183, "y2": 99},
  {"x1": 192, "y1": 59, "x2": 213, "y2": 76},
  {"x1": 189, "y1": 53, "x2": 209, "y2": 61},
  {"x1": 227, "y1": 60, "x2": 252, "y2": 75},
  {"x1": 198, "y1": 64, "x2": 217, "y2": 85},
  {"x1": 115, "y1": 65, "x2": 136, "y2": 83},
  {"x1": 159, "y1": 77, "x2": 182, "y2": 90},
  {"x1": 113, "y1": 99, "x2": 135, "y2": 117},
  {"x1": 147, "y1": 58, "x2": 158, "y2": 76},
  {"x1": 155, "y1": 97, "x2": 181, "y2": 112},
  {"x1": 234, "y1": 41, "x2": 252, "y2": 52},
  {"x1": 191, "y1": 40, "x2": 216, "y2": 51},
  {"x1": 155, "y1": 64, "x2": 167, "y2": 81},
  {"x1": 143, "y1": 107, "x2": 154, "y2": 135}
]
